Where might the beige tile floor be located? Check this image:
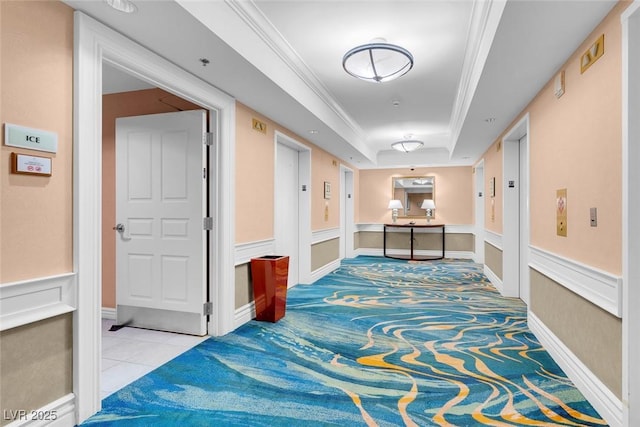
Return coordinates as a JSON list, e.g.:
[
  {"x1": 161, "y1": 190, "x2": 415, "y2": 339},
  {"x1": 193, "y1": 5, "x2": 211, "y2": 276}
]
[{"x1": 101, "y1": 318, "x2": 208, "y2": 399}]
